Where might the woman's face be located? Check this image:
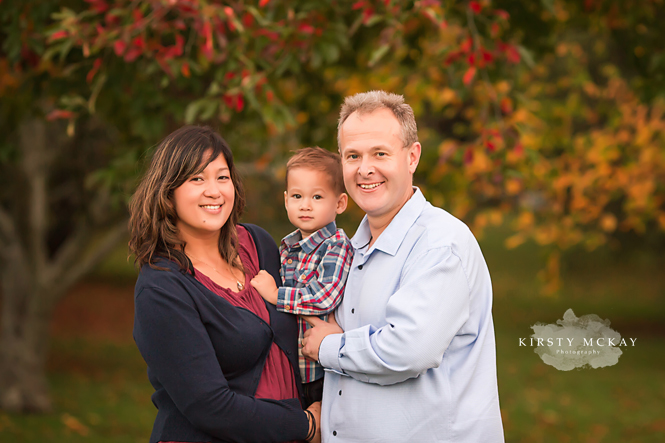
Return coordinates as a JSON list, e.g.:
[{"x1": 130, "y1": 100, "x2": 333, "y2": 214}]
[{"x1": 173, "y1": 153, "x2": 235, "y2": 241}]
